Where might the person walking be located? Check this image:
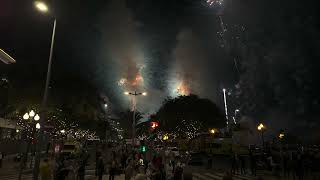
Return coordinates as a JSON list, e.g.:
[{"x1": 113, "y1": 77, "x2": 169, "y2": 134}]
[{"x1": 40, "y1": 158, "x2": 52, "y2": 180}]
